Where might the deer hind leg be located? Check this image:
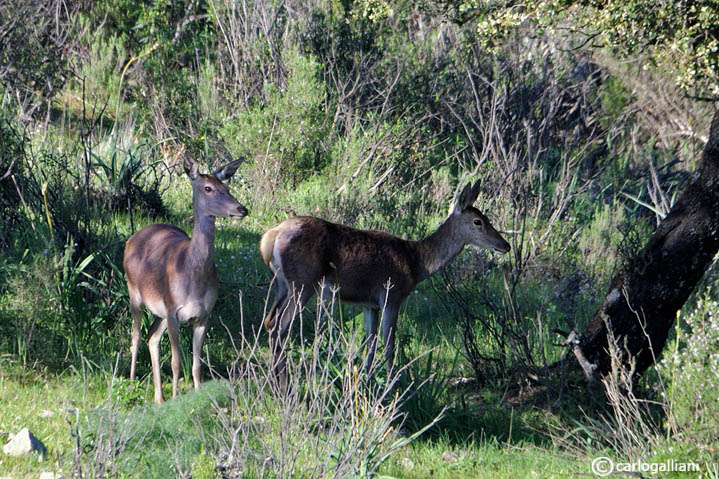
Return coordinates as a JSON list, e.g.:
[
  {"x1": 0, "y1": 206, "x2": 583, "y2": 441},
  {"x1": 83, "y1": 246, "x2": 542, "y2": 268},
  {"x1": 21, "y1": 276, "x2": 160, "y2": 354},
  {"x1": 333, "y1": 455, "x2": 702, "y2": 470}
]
[
  {"x1": 269, "y1": 284, "x2": 312, "y2": 391},
  {"x1": 128, "y1": 284, "x2": 144, "y2": 381},
  {"x1": 380, "y1": 304, "x2": 400, "y2": 376},
  {"x1": 264, "y1": 276, "x2": 288, "y2": 333},
  {"x1": 191, "y1": 318, "x2": 208, "y2": 390},
  {"x1": 147, "y1": 315, "x2": 168, "y2": 404},
  {"x1": 363, "y1": 306, "x2": 379, "y2": 374},
  {"x1": 264, "y1": 273, "x2": 289, "y2": 391}
]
